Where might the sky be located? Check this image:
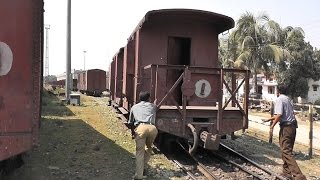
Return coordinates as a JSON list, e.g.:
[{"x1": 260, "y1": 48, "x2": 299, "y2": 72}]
[{"x1": 44, "y1": 0, "x2": 320, "y2": 76}]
